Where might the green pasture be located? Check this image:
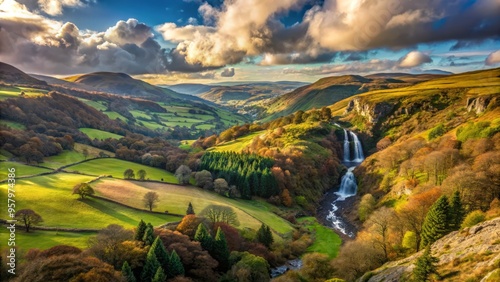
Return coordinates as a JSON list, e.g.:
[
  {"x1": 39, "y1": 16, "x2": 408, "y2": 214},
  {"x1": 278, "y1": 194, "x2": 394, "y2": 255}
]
[
  {"x1": 79, "y1": 128, "x2": 123, "y2": 140},
  {"x1": 297, "y1": 217, "x2": 341, "y2": 258}
]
